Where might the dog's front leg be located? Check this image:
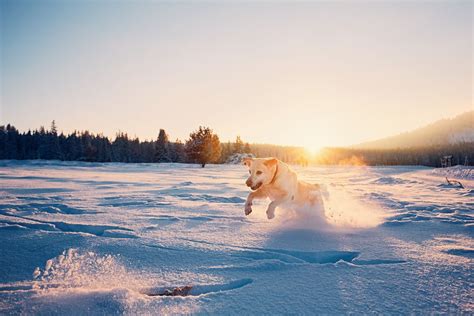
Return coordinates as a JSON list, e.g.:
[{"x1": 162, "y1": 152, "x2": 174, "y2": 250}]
[{"x1": 245, "y1": 189, "x2": 266, "y2": 216}]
